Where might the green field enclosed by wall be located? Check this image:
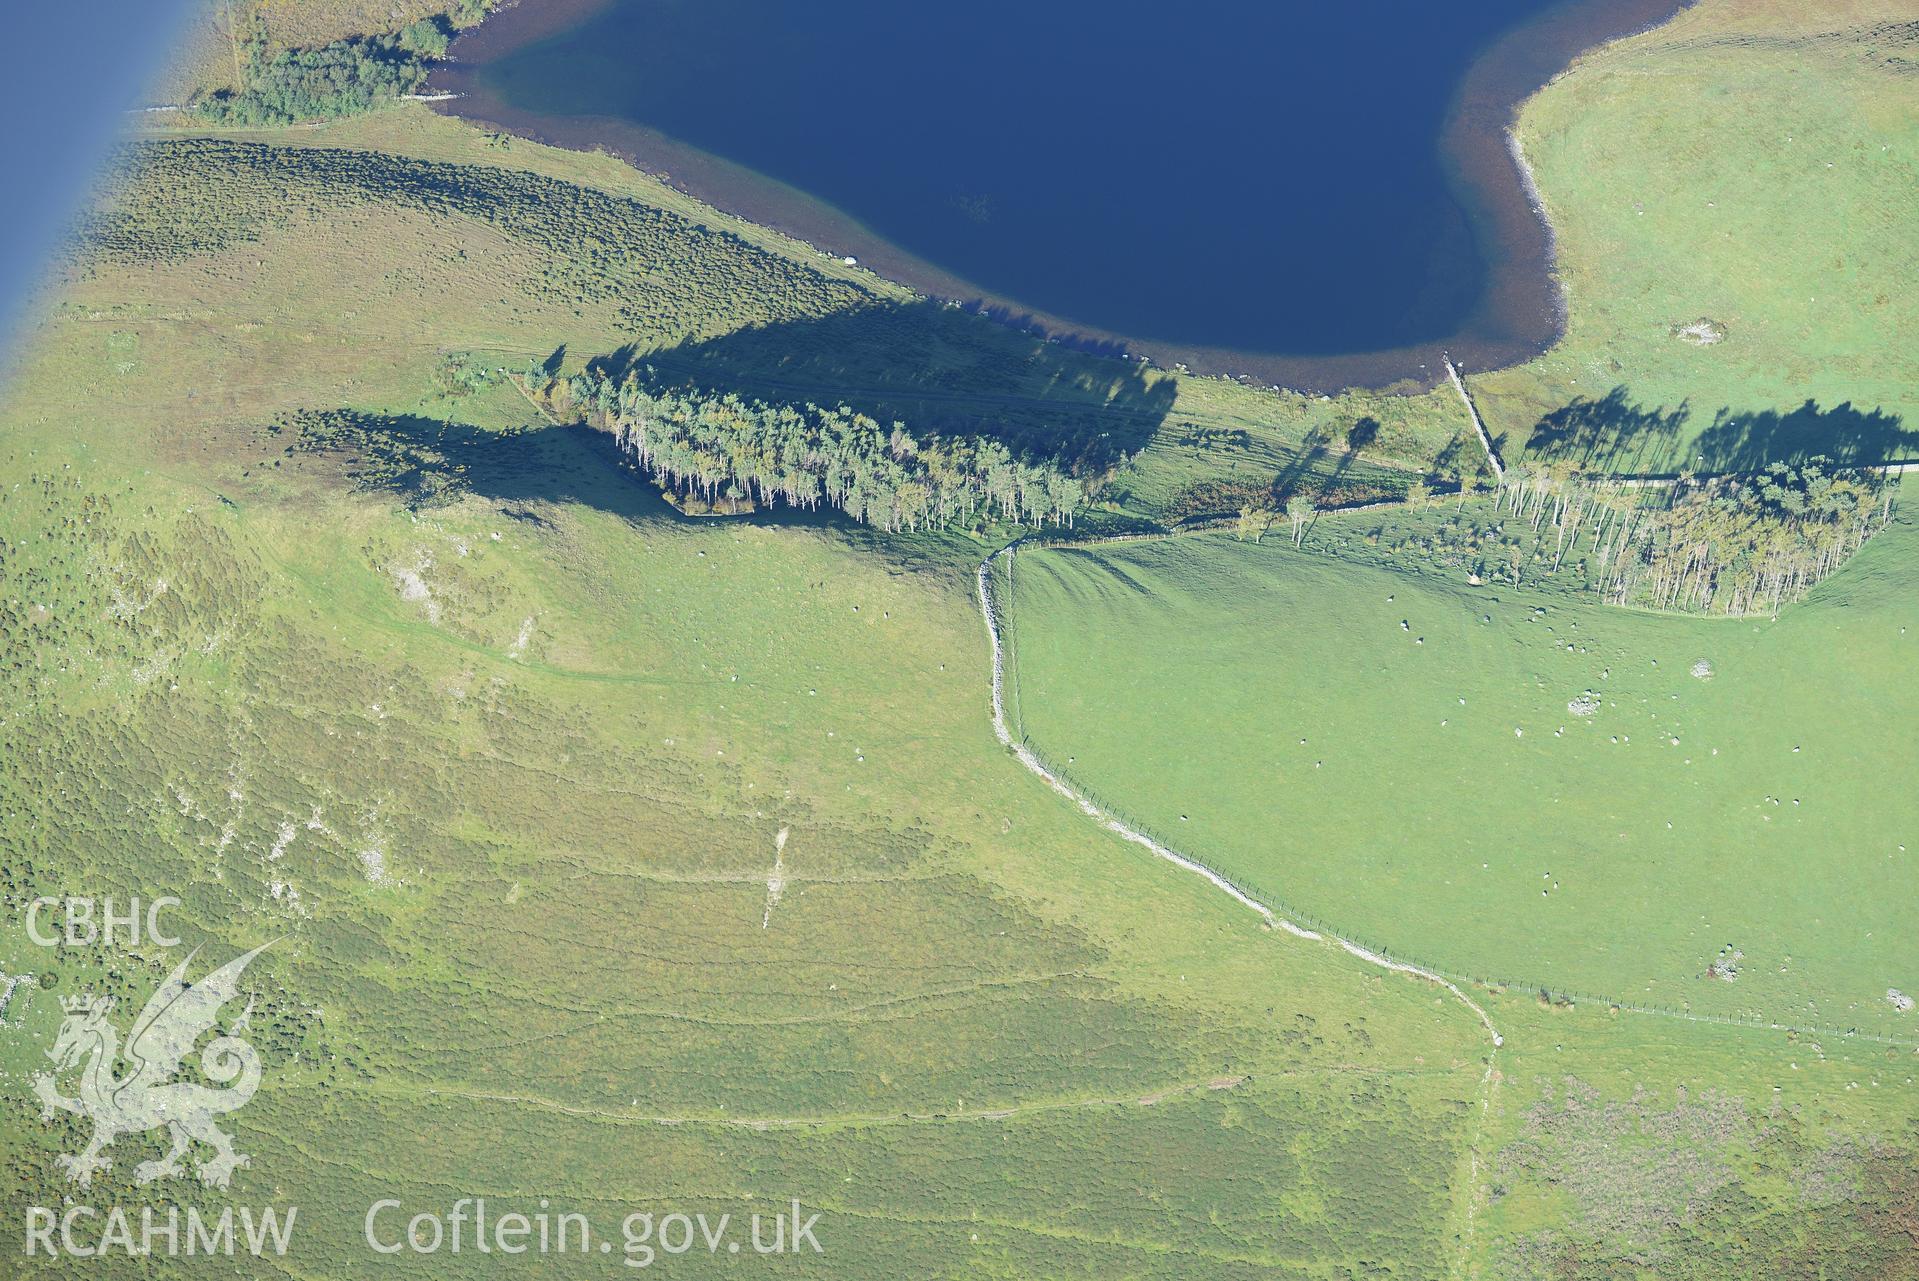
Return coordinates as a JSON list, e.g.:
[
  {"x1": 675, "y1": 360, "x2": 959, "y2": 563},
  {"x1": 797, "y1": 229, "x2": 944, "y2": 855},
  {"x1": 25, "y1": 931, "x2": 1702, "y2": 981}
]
[{"x1": 1003, "y1": 503, "x2": 1919, "y2": 1037}]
